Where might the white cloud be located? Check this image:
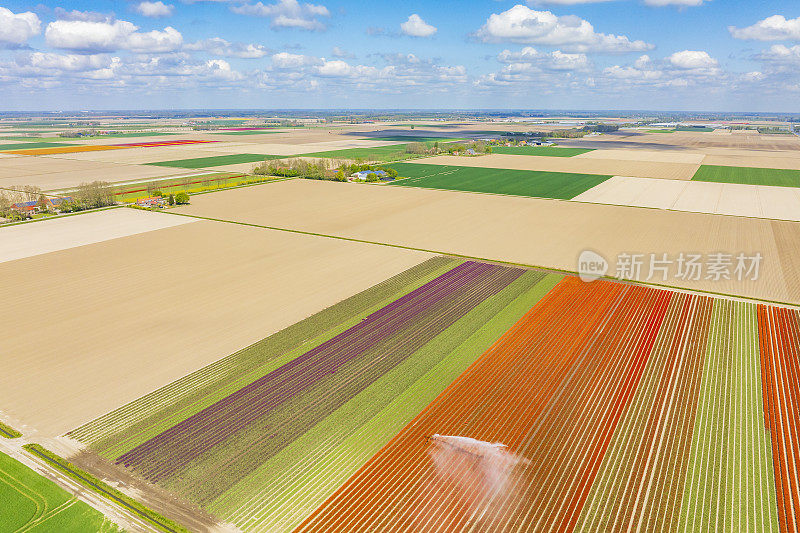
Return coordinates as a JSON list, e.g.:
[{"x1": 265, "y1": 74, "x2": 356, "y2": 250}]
[
  {"x1": 135, "y1": 2, "x2": 175, "y2": 18},
  {"x1": 232, "y1": 0, "x2": 330, "y2": 30},
  {"x1": 476, "y1": 5, "x2": 652, "y2": 53},
  {"x1": 0, "y1": 7, "x2": 41, "y2": 48},
  {"x1": 756, "y1": 44, "x2": 800, "y2": 67},
  {"x1": 186, "y1": 37, "x2": 269, "y2": 58},
  {"x1": 729, "y1": 15, "x2": 800, "y2": 42},
  {"x1": 16, "y1": 52, "x2": 113, "y2": 72},
  {"x1": 527, "y1": 0, "x2": 615, "y2": 4},
  {"x1": 53, "y1": 9, "x2": 110, "y2": 22},
  {"x1": 497, "y1": 47, "x2": 590, "y2": 70},
  {"x1": 668, "y1": 50, "x2": 718, "y2": 69},
  {"x1": 315, "y1": 59, "x2": 352, "y2": 77},
  {"x1": 45, "y1": 19, "x2": 182, "y2": 53},
  {"x1": 331, "y1": 46, "x2": 350, "y2": 58},
  {"x1": 271, "y1": 51, "x2": 320, "y2": 68},
  {"x1": 644, "y1": 0, "x2": 705, "y2": 6},
  {"x1": 401, "y1": 14, "x2": 437, "y2": 38}
]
